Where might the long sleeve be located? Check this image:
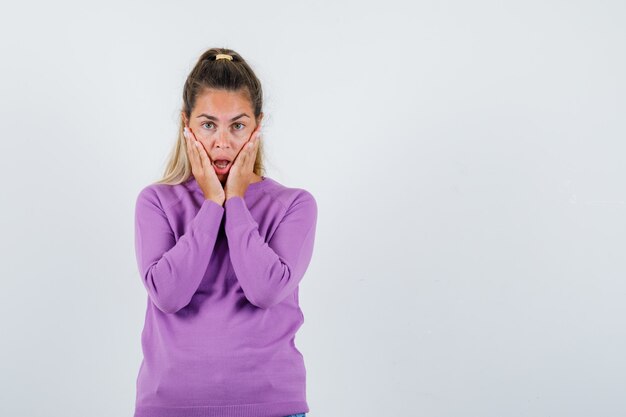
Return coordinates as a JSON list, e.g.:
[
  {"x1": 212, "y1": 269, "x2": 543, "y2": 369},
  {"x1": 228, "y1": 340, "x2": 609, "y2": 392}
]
[
  {"x1": 224, "y1": 191, "x2": 318, "y2": 309},
  {"x1": 134, "y1": 187, "x2": 224, "y2": 314}
]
